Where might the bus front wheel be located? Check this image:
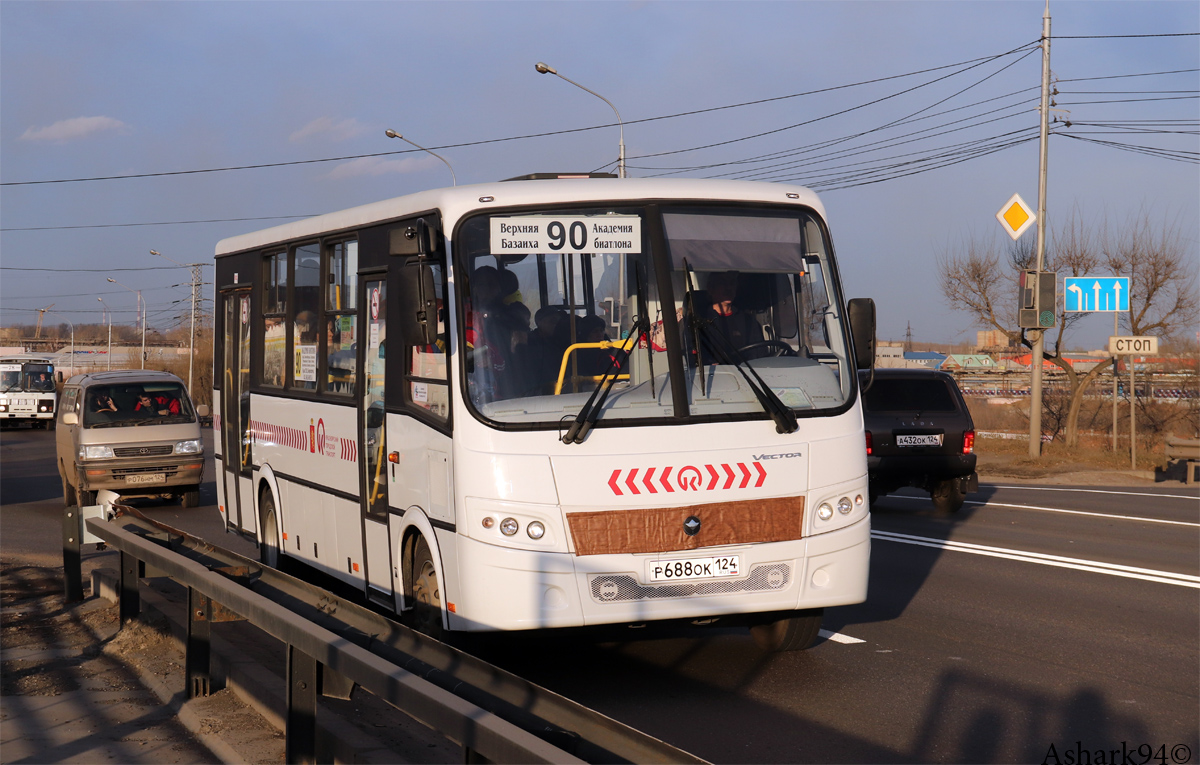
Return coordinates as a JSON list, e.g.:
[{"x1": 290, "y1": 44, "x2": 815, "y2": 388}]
[
  {"x1": 750, "y1": 608, "x2": 824, "y2": 652},
  {"x1": 259, "y1": 492, "x2": 280, "y2": 568},
  {"x1": 409, "y1": 536, "x2": 443, "y2": 640}
]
